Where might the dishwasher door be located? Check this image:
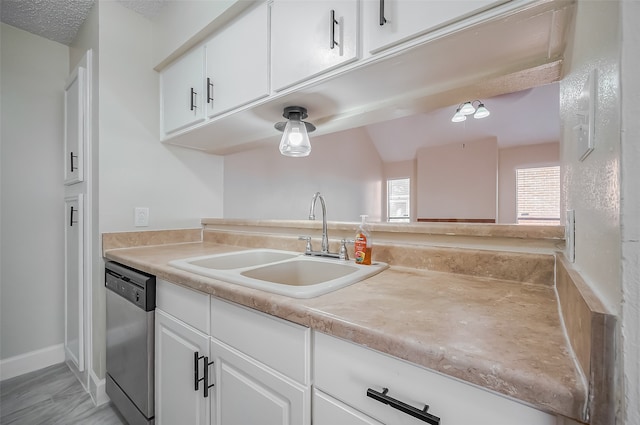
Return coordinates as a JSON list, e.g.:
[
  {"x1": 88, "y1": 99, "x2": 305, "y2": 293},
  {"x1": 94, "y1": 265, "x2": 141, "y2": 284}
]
[{"x1": 105, "y1": 263, "x2": 155, "y2": 424}]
